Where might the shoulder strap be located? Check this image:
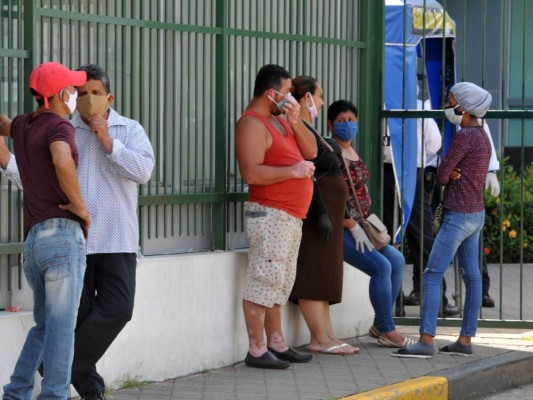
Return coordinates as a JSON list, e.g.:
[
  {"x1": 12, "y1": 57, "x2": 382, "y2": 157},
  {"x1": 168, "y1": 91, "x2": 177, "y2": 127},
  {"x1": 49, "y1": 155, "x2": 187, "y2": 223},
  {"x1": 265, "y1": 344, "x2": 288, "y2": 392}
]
[
  {"x1": 302, "y1": 120, "x2": 333, "y2": 152},
  {"x1": 341, "y1": 156, "x2": 365, "y2": 223}
]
